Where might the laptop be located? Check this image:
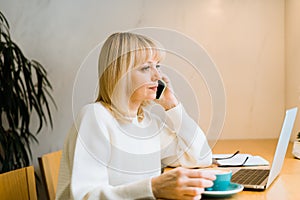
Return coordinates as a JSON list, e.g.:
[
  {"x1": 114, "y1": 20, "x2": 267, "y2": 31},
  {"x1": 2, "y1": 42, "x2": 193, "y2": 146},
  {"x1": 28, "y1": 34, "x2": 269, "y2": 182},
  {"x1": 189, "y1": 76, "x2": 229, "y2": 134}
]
[{"x1": 231, "y1": 107, "x2": 298, "y2": 190}]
